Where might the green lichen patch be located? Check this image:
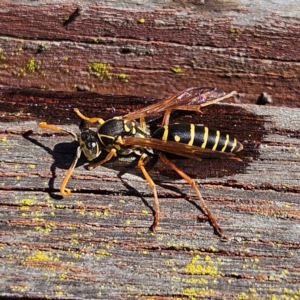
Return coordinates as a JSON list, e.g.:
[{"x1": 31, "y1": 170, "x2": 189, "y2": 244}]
[
  {"x1": 25, "y1": 58, "x2": 39, "y2": 72},
  {"x1": 88, "y1": 62, "x2": 112, "y2": 80},
  {"x1": 117, "y1": 73, "x2": 129, "y2": 83},
  {"x1": 171, "y1": 66, "x2": 183, "y2": 74},
  {"x1": 183, "y1": 255, "x2": 221, "y2": 276}
]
